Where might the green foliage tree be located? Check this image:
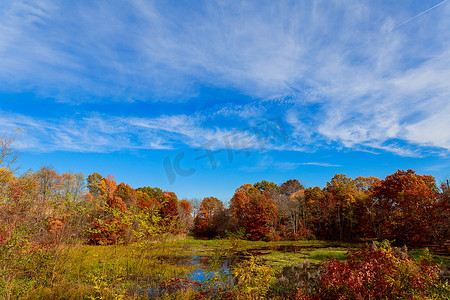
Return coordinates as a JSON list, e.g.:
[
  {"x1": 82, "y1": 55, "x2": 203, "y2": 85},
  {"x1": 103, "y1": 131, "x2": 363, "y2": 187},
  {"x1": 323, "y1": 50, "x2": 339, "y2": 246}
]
[
  {"x1": 253, "y1": 180, "x2": 279, "y2": 193},
  {"x1": 136, "y1": 186, "x2": 163, "y2": 202},
  {"x1": 86, "y1": 172, "x2": 104, "y2": 199}
]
